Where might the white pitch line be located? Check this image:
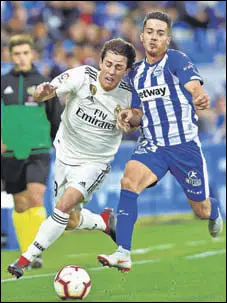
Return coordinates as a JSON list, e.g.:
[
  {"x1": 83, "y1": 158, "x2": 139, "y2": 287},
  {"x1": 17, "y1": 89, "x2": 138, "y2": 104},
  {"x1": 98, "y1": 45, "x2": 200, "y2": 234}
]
[
  {"x1": 187, "y1": 237, "x2": 225, "y2": 246},
  {"x1": 2, "y1": 237, "x2": 225, "y2": 283},
  {"x1": 1, "y1": 259, "x2": 160, "y2": 283},
  {"x1": 185, "y1": 249, "x2": 226, "y2": 259},
  {"x1": 132, "y1": 244, "x2": 174, "y2": 255},
  {"x1": 67, "y1": 243, "x2": 174, "y2": 258}
]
